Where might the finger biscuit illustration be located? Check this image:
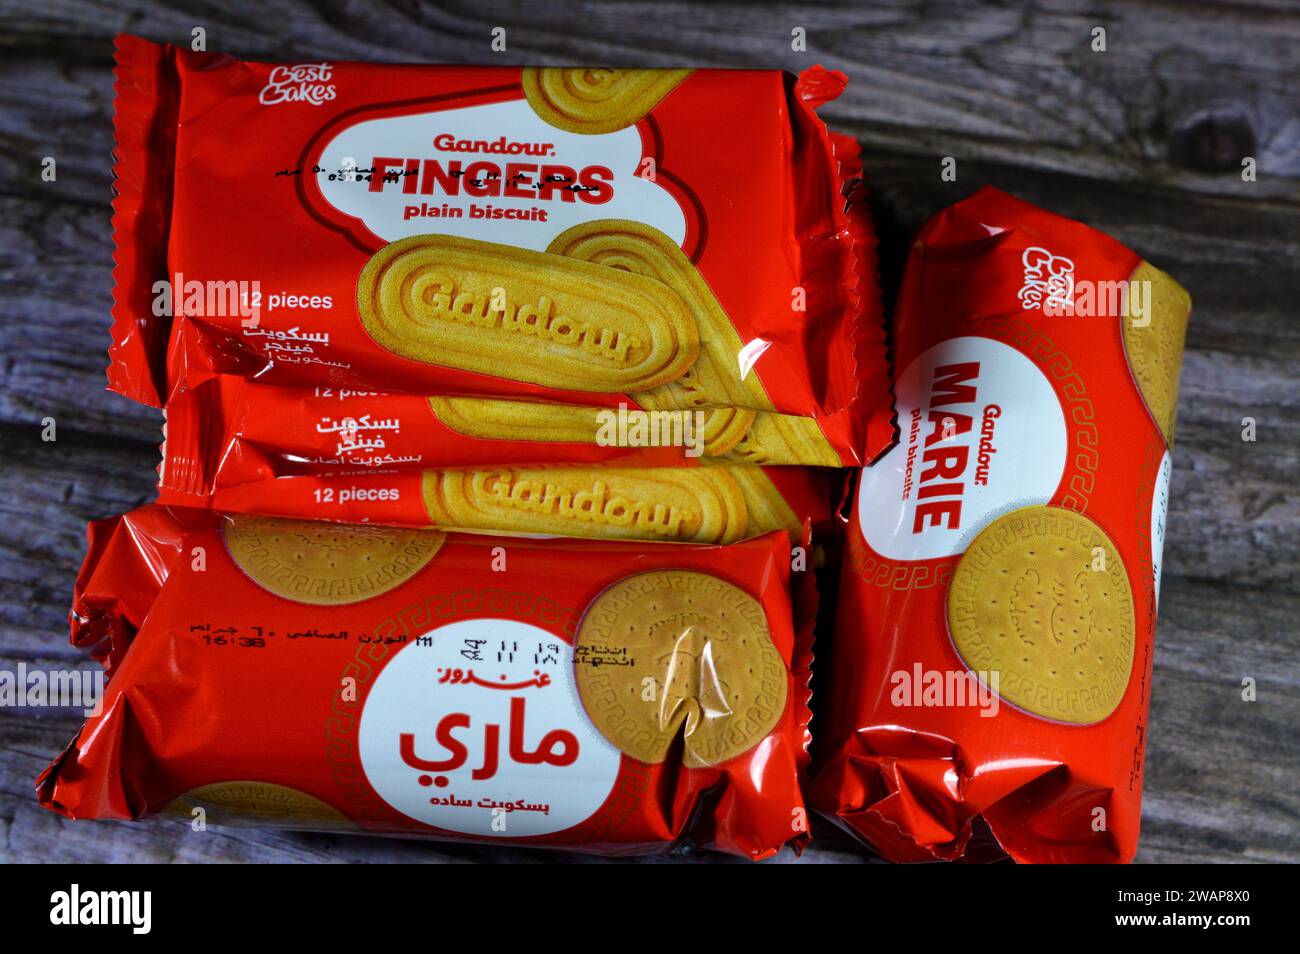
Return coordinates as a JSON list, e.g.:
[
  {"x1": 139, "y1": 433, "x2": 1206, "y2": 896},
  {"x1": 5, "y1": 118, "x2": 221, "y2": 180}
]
[
  {"x1": 722, "y1": 411, "x2": 842, "y2": 467},
  {"x1": 574, "y1": 571, "x2": 787, "y2": 767},
  {"x1": 727, "y1": 467, "x2": 804, "y2": 539},
  {"x1": 697, "y1": 407, "x2": 756, "y2": 456},
  {"x1": 422, "y1": 466, "x2": 749, "y2": 543},
  {"x1": 548, "y1": 220, "x2": 775, "y2": 413},
  {"x1": 164, "y1": 781, "x2": 351, "y2": 830},
  {"x1": 428, "y1": 396, "x2": 608, "y2": 446},
  {"x1": 1122, "y1": 261, "x2": 1192, "y2": 447},
  {"x1": 358, "y1": 234, "x2": 700, "y2": 393},
  {"x1": 223, "y1": 515, "x2": 443, "y2": 605},
  {"x1": 427, "y1": 396, "x2": 753, "y2": 457},
  {"x1": 522, "y1": 67, "x2": 692, "y2": 134},
  {"x1": 947, "y1": 506, "x2": 1135, "y2": 724}
]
